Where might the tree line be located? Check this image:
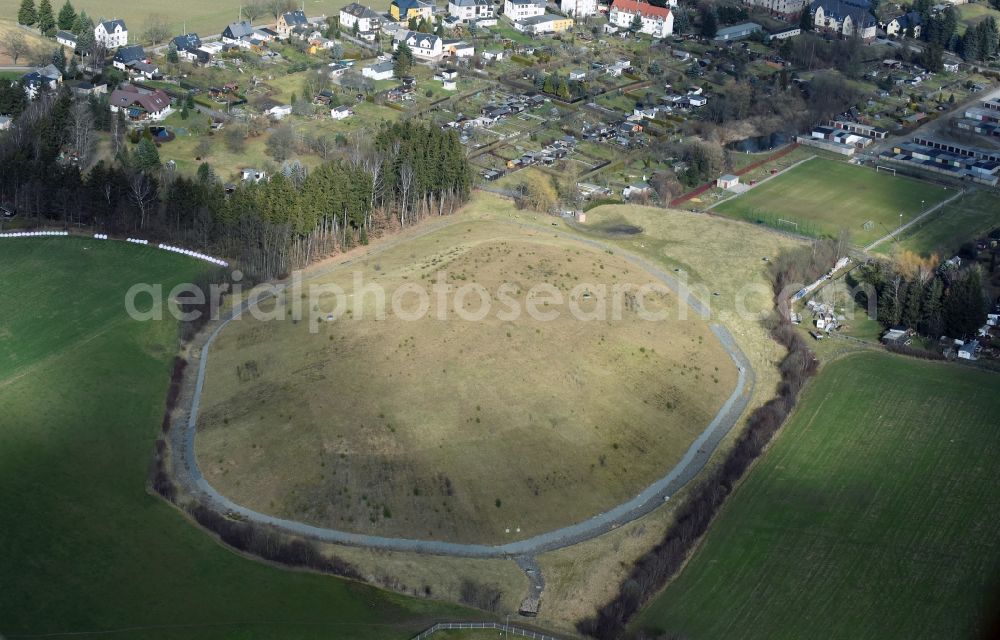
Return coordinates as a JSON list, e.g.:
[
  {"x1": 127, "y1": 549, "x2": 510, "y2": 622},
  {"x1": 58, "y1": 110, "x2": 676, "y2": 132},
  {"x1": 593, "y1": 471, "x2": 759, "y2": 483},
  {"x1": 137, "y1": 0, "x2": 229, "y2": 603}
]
[
  {"x1": 853, "y1": 252, "x2": 990, "y2": 340},
  {"x1": 0, "y1": 87, "x2": 472, "y2": 280},
  {"x1": 577, "y1": 240, "x2": 841, "y2": 640}
]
